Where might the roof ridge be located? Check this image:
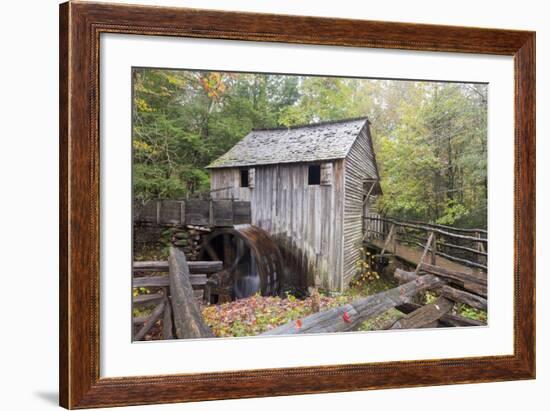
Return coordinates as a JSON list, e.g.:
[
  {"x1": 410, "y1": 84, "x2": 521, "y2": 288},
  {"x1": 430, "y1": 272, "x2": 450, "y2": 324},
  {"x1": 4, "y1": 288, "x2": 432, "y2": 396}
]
[{"x1": 251, "y1": 116, "x2": 368, "y2": 132}]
